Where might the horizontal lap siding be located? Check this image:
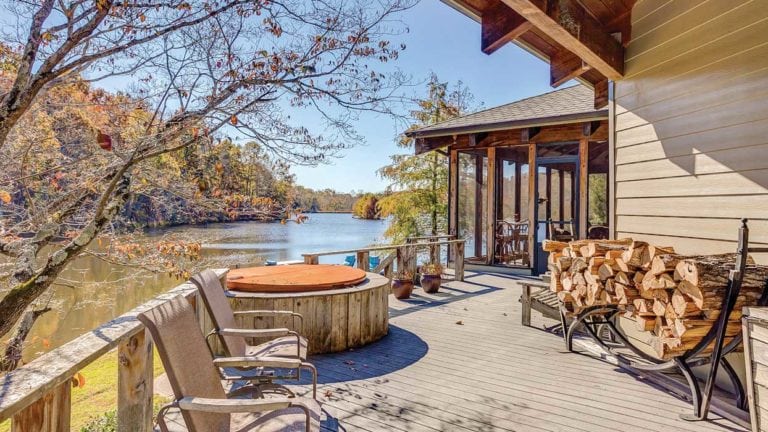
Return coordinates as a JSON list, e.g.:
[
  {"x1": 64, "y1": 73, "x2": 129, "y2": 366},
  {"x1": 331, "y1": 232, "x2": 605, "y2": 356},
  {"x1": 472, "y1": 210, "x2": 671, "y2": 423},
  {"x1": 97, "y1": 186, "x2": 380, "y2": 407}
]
[{"x1": 614, "y1": 0, "x2": 768, "y2": 259}]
